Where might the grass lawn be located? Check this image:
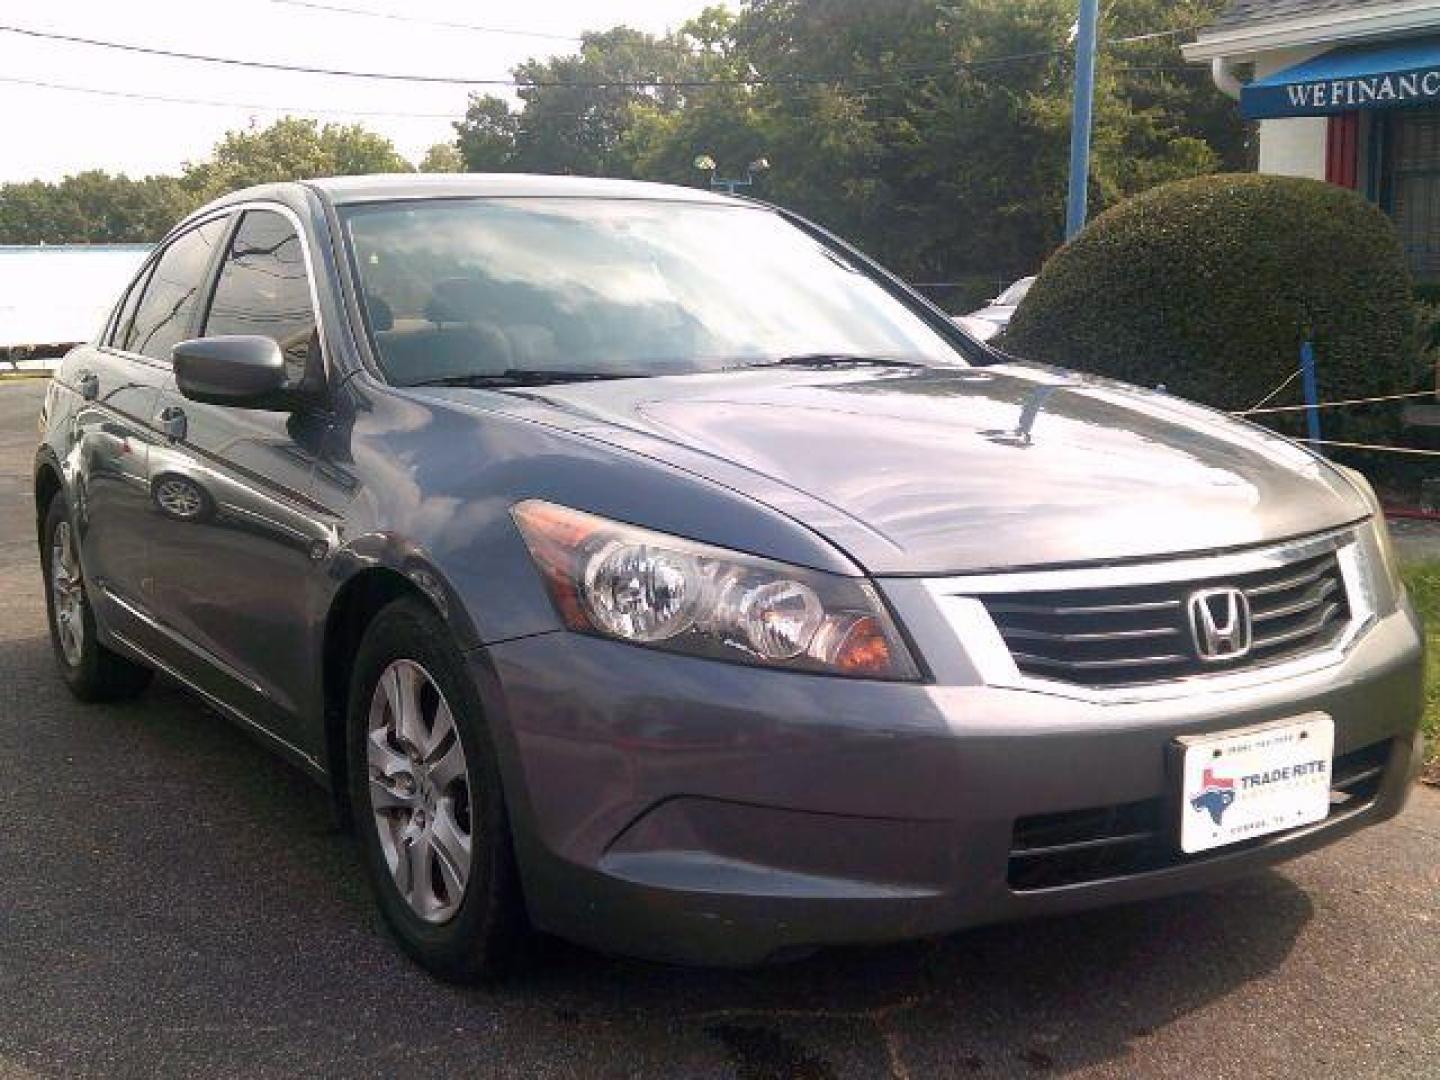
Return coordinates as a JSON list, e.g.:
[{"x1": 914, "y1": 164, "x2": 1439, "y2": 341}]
[{"x1": 1399, "y1": 563, "x2": 1440, "y2": 782}]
